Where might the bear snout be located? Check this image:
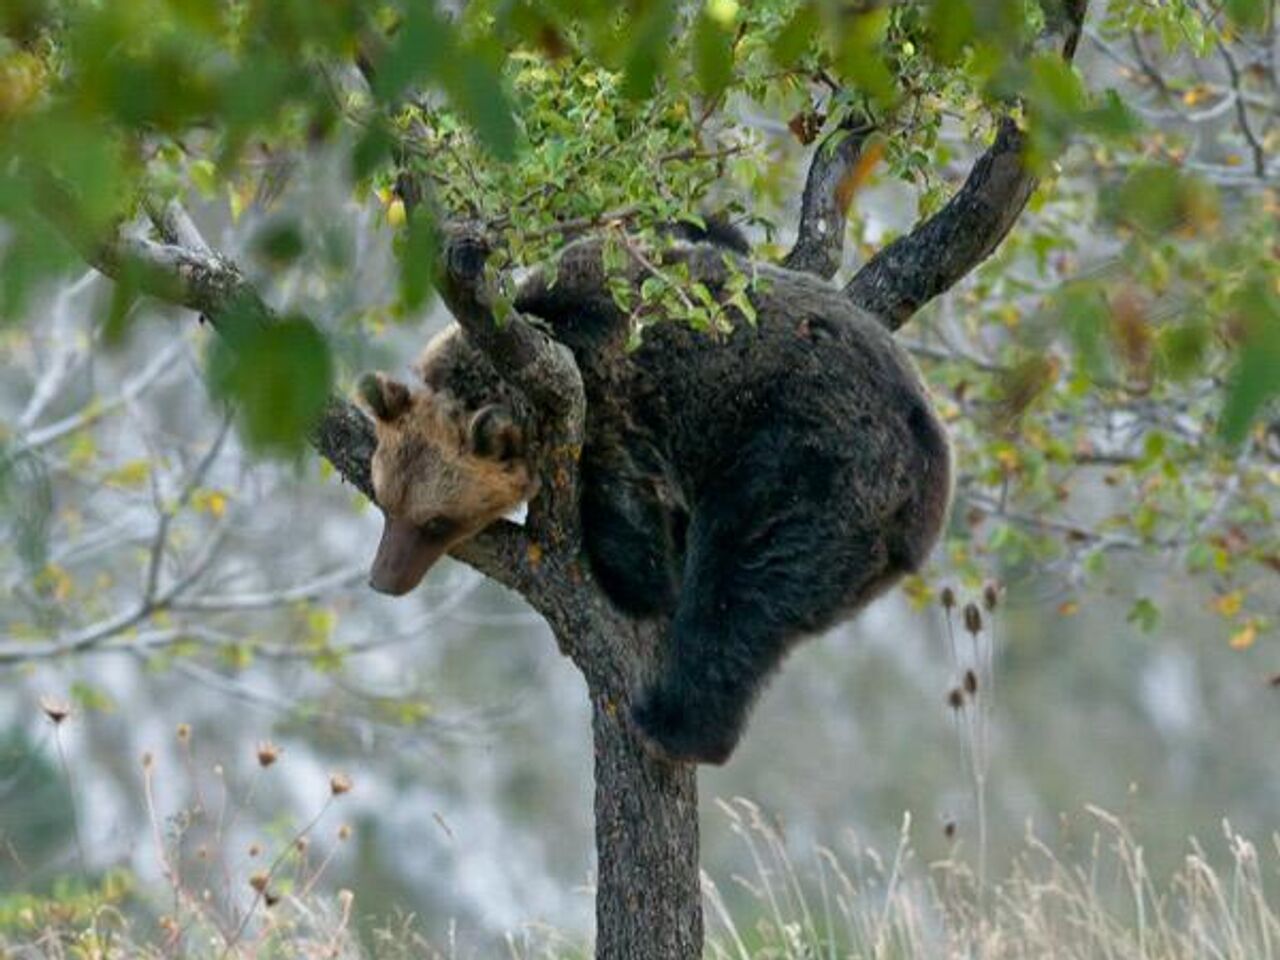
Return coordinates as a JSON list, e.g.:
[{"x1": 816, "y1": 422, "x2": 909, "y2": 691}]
[{"x1": 369, "y1": 515, "x2": 447, "y2": 596}]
